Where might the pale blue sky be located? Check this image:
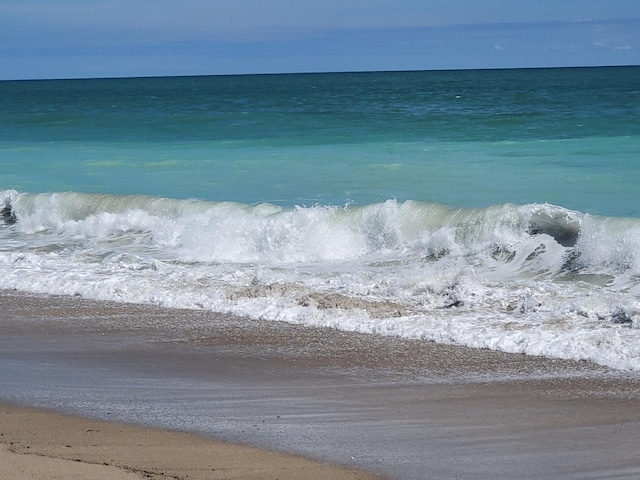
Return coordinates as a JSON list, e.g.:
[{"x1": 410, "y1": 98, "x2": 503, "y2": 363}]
[{"x1": 1, "y1": 0, "x2": 639, "y2": 79}]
